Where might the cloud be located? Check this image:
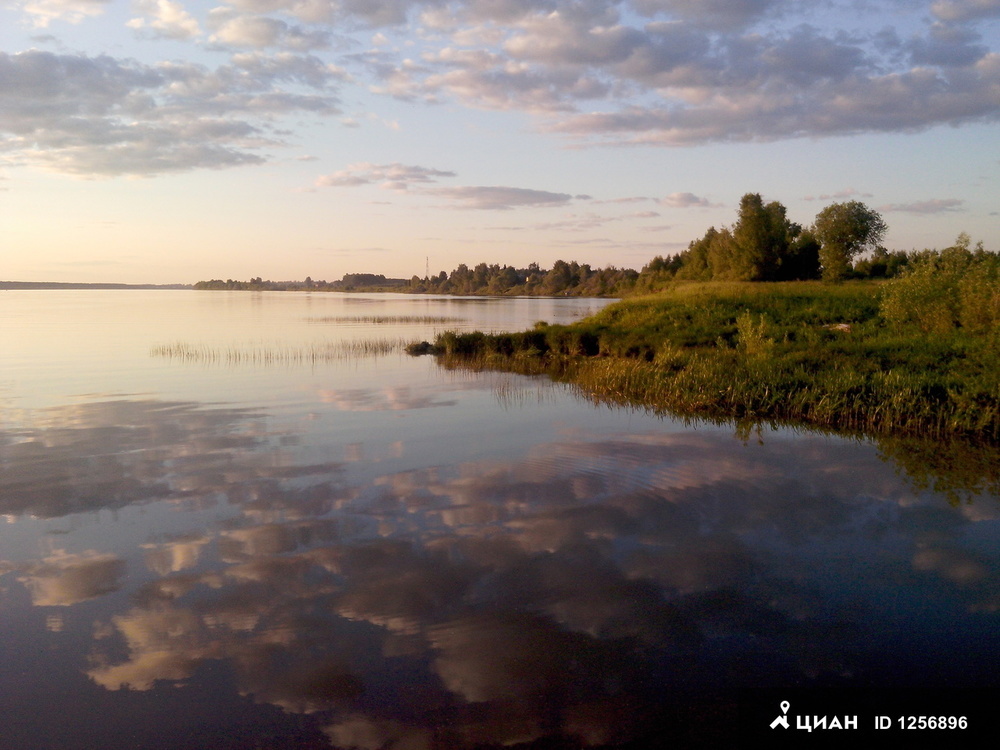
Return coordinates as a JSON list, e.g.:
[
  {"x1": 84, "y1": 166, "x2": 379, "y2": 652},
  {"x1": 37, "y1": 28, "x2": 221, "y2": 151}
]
[
  {"x1": 908, "y1": 22, "x2": 989, "y2": 67},
  {"x1": 17, "y1": 551, "x2": 126, "y2": 606},
  {"x1": 417, "y1": 47, "x2": 612, "y2": 112},
  {"x1": 315, "y1": 161, "x2": 456, "y2": 189},
  {"x1": 0, "y1": 397, "x2": 337, "y2": 518},
  {"x1": 10, "y1": 0, "x2": 1000, "y2": 165},
  {"x1": 879, "y1": 198, "x2": 965, "y2": 214},
  {"x1": 127, "y1": 0, "x2": 201, "y2": 40},
  {"x1": 318, "y1": 386, "x2": 457, "y2": 410},
  {"x1": 342, "y1": 3, "x2": 1000, "y2": 146},
  {"x1": 207, "y1": 10, "x2": 331, "y2": 49},
  {"x1": 596, "y1": 196, "x2": 653, "y2": 204},
  {"x1": 503, "y1": 15, "x2": 648, "y2": 66},
  {"x1": 17, "y1": 0, "x2": 110, "y2": 27},
  {"x1": 224, "y1": 0, "x2": 419, "y2": 26},
  {"x1": 432, "y1": 185, "x2": 575, "y2": 210},
  {"x1": 932, "y1": 0, "x2": 1000, "y2": 22},
  {"x1": 0, "y1": 49, "x2": 342, "y2": 176},
  {"x1": 143, "y1": 536, "x2": 211, "y2": 575},
  {"x1": 659, "y1": 192, "x2": 715, "y2": 208},
  {"x1": 632, "y1": 0, "x2": 781, "y2": 30},
  {"x1": 550, "y1": 50, "x2": 1000, "y2": 145},
  {"x1": 313, "y1": 163, "x2": 576, "y2": 210},
  {"x1": 223, "y1": 0, "x2": 340, "y2": 24}
]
